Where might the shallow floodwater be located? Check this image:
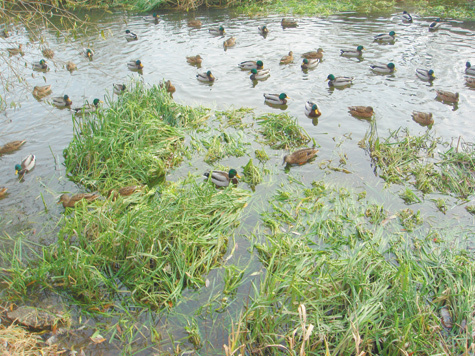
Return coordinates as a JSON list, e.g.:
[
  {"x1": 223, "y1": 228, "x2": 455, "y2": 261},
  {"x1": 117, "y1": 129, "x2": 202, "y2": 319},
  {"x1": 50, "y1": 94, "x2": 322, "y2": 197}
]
[{"x1": 0, "y1": 7, "x2": 475, "y2": 354}]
